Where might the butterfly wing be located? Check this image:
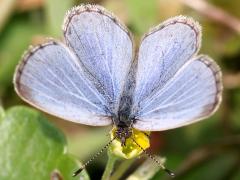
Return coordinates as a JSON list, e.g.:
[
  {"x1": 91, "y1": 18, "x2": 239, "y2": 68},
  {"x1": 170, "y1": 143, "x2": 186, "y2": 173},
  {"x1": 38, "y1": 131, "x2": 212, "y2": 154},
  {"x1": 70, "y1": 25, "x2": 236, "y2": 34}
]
[
  {"x1": 63, "y1": 5, "x2": 134, "y2": 113},
  {"x1": 132, "y1": 16, "x2": 222, "y2": 131},
  {"x1": 14, "y1": 41, "x2": 111, "y2": 126},
  {"x1": 14, "y1": 5, "x2": 133, "y2": 126},
  {"x1": 133, "y1": 55, "x2": 222, "y2": 131}
]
